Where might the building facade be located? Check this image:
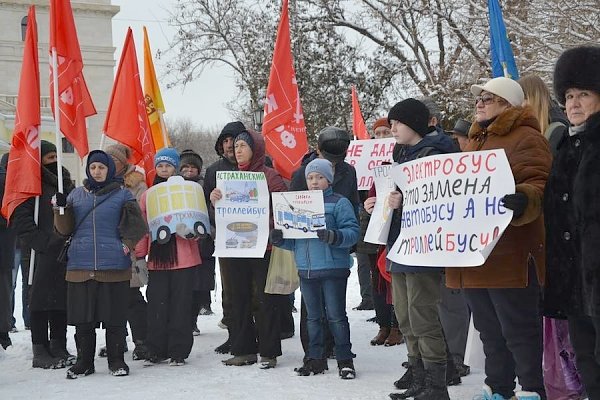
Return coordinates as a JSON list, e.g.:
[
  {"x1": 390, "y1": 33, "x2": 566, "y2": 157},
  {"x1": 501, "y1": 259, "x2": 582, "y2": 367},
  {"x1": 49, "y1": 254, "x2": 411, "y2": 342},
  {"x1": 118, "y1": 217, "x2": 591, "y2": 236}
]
[{"x1": 0, "y1": 0, "x2": 119, "y2": 183}]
